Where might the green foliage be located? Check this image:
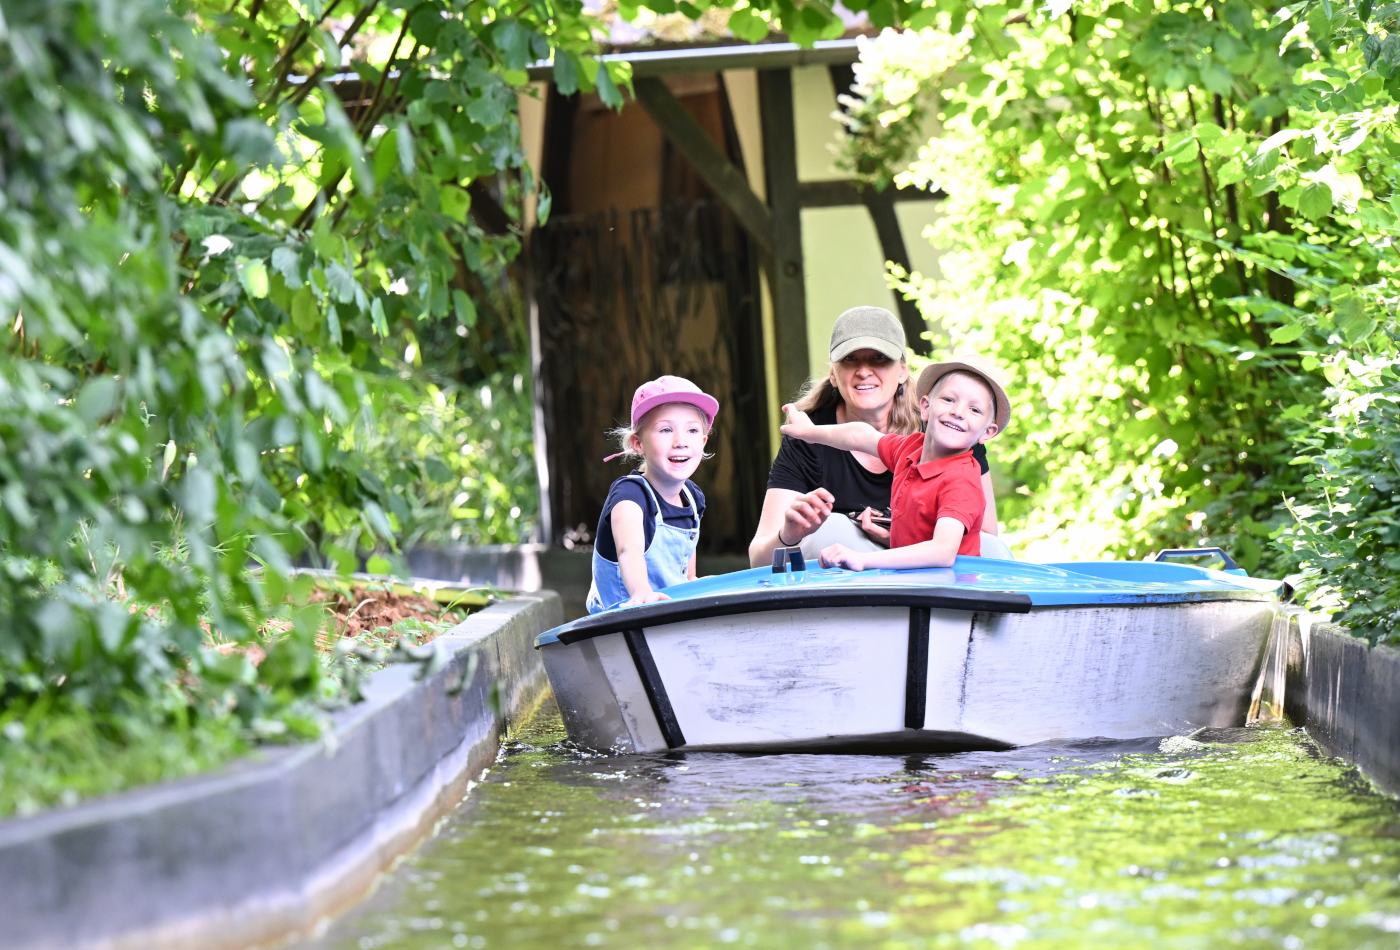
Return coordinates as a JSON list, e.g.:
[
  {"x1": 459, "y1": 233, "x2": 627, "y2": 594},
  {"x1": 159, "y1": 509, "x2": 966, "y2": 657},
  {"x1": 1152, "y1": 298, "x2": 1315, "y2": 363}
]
[
  {"x1": 0, "y1": 0, "x2": 545, "y2": 803},
  {"x1": 0, "y1": 0, "x2": 315, "y2": 731},
  {"x1": 845, "y1": 1, "x2": 1400, "y2": 612},
  {"x1": 1279, "y1": 354, "x2": 1400, "y2": 643},
  {"x1": 332, "y1": 372, "x2": 539, "y2": 556},
  {"x1": 835, "y1": 28, "x2": 968, "y2": 186},
  {"x1": 621, "y1": 0, "x2": 942, "y2": 45},
  {"x1": 0, "y1": 694, "x2": 249, "y2": 817},
  {"x1": 0, "y1": 0, "x2": 590, "y2": 749},
  {"x1": 1, "y1": 0, "x2": 956, "y2": 808}
]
